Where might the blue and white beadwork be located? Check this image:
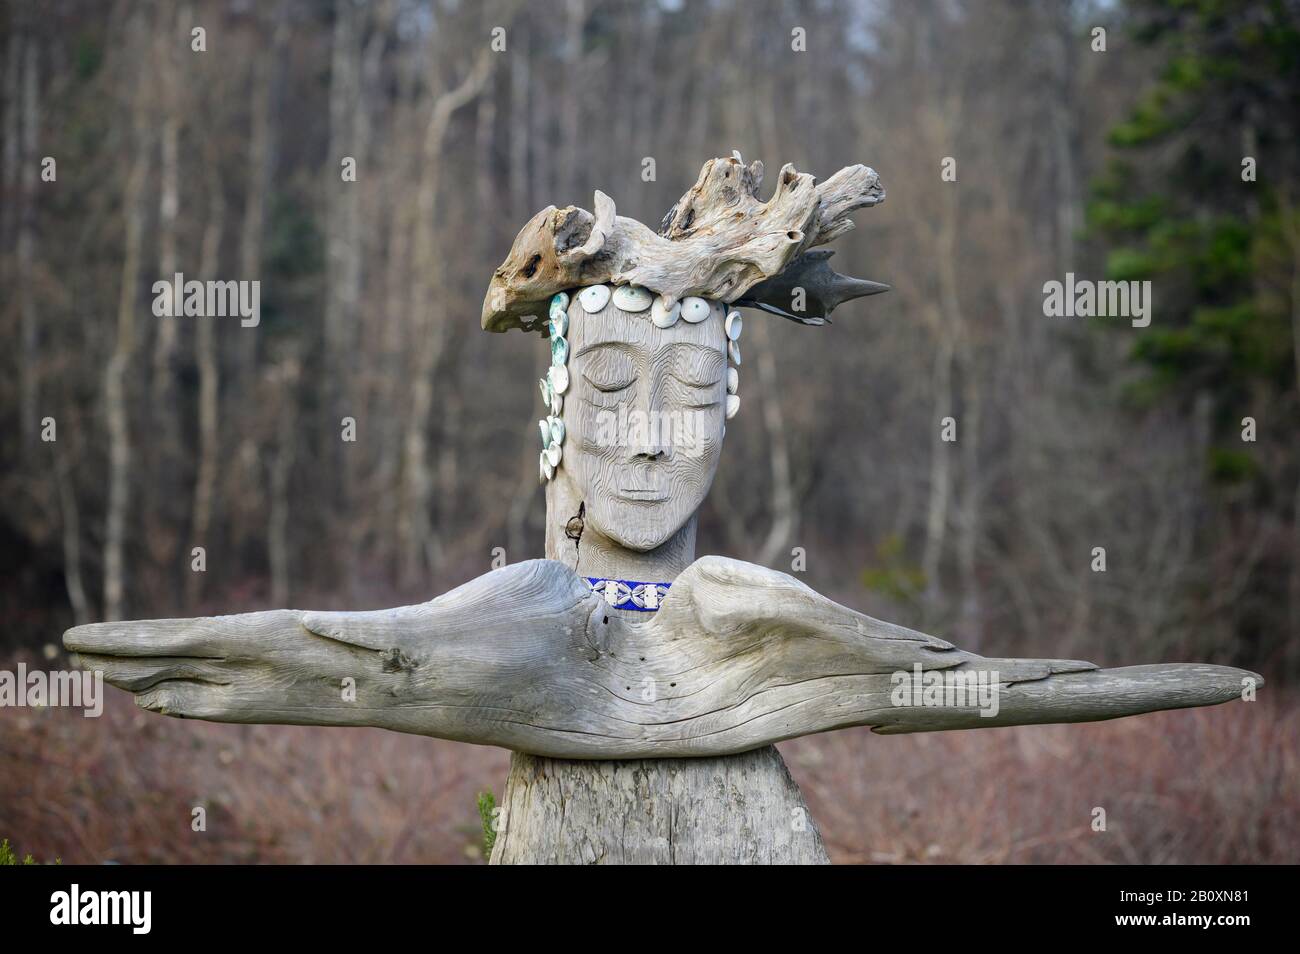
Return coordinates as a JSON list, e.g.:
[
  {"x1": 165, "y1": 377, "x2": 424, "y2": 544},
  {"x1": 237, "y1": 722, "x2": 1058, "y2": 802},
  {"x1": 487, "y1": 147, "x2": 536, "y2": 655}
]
[{"x1": 585, "y1": 577, "x2": 671, "y2": 612}]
